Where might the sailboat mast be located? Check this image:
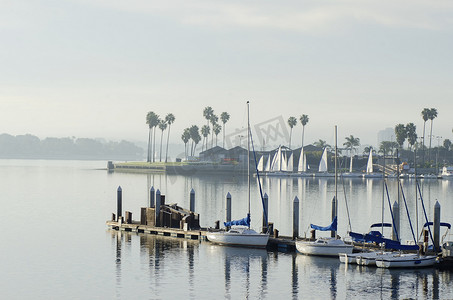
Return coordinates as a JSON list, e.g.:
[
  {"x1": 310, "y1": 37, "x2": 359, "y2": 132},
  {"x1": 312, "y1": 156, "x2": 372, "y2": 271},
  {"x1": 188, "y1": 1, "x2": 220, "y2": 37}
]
[
  {"x1": 246, "y1": 101, "x2": 251, "y2": 223},
  {"x1": 332, "y1": 125, "x2": 338, "y2": 238}
]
